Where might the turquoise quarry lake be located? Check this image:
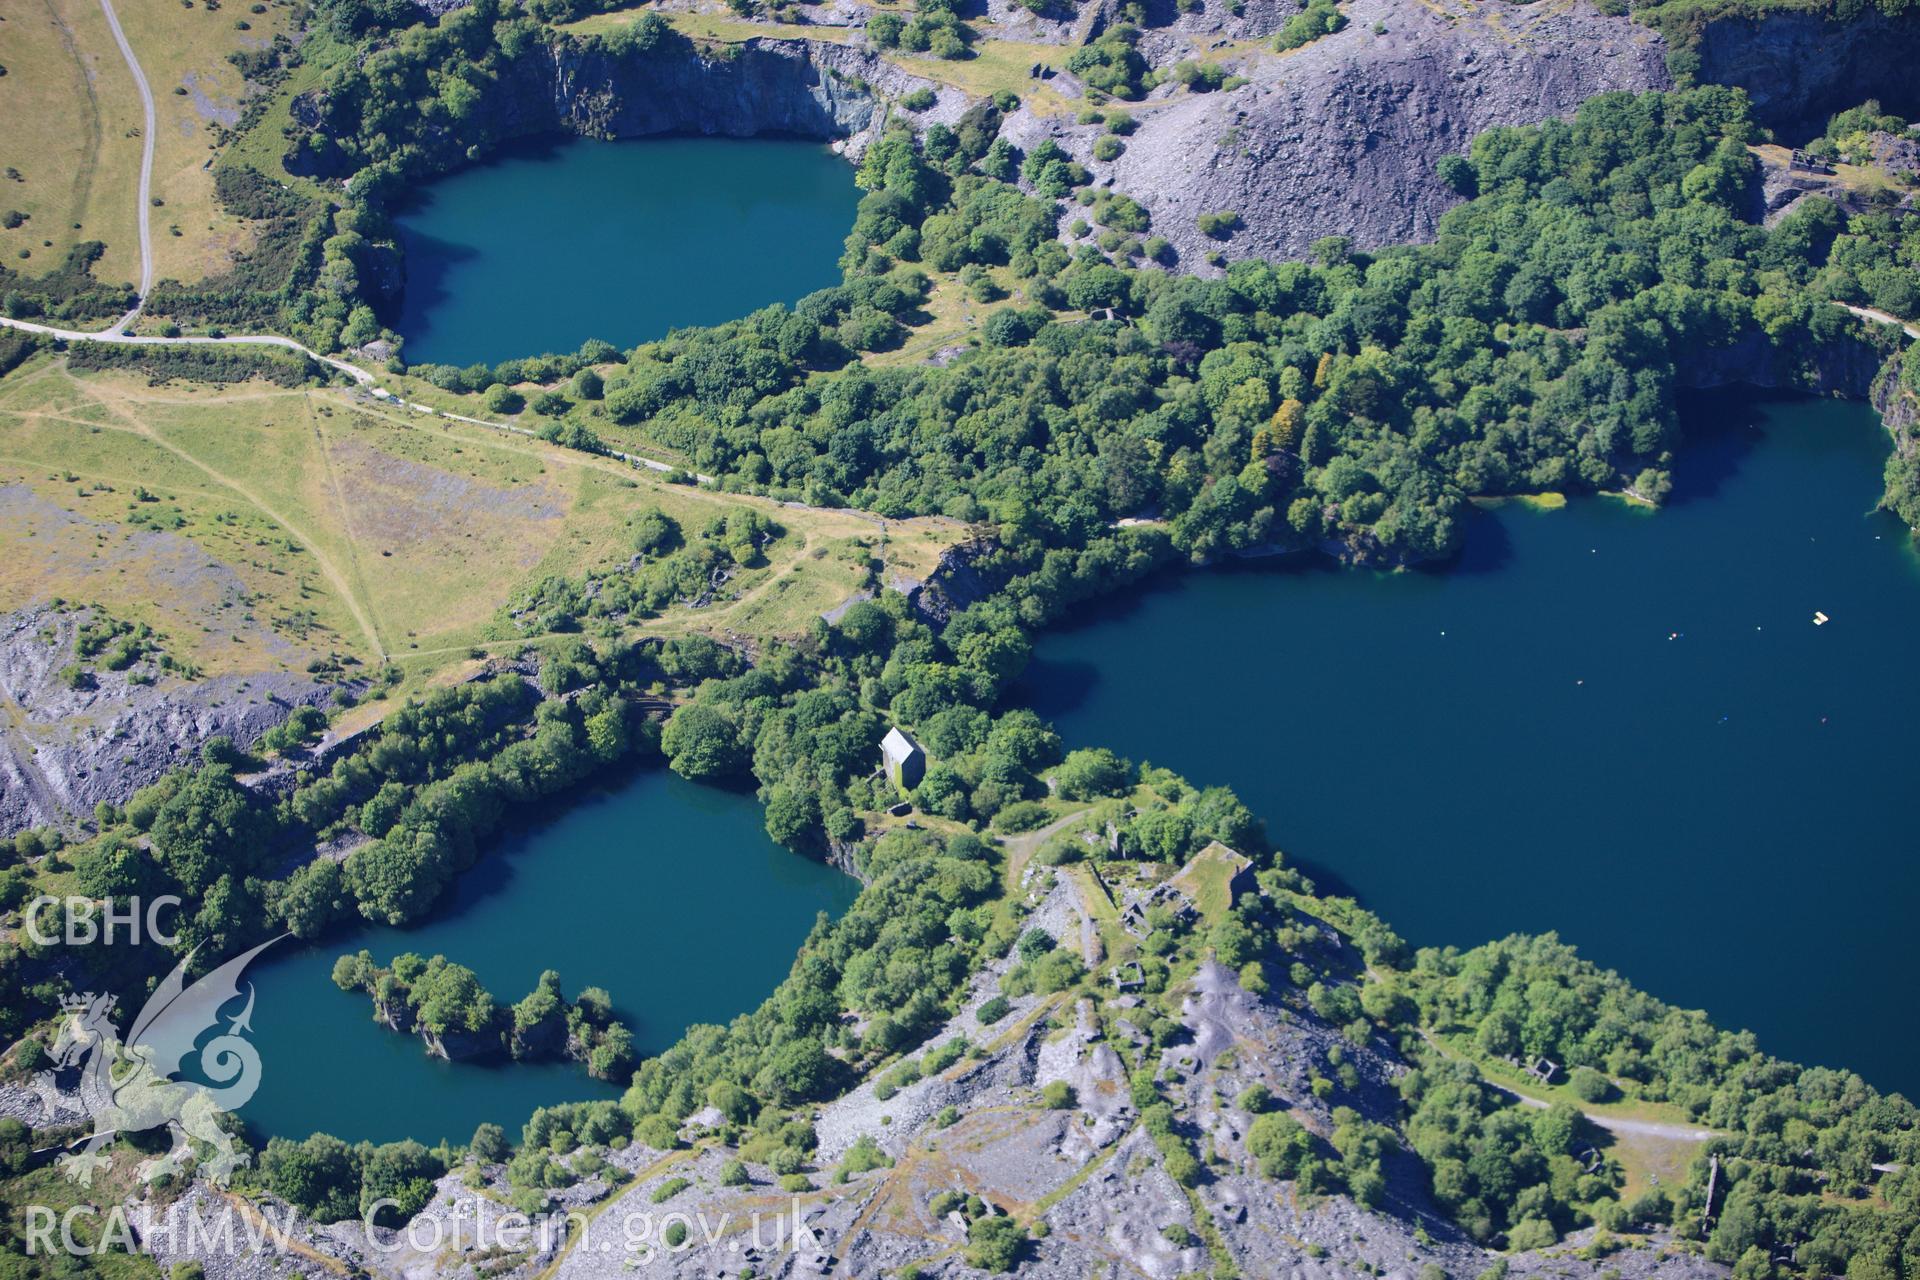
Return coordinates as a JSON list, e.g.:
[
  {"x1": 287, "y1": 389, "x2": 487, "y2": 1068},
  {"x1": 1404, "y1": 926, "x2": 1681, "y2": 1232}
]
[
  {"x1": 1022, "y1": 395, "x2": 1920, "y2": 1097},
  {"x1": 393, "y1": 136, "x2": 860, "y2": 366},
  {"x1": 239, "y1": 770, "x2": 857, "y2": 1144},
  {"x1": 235, "y1": 394, "x2": 1918, "y2": 1146}
]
